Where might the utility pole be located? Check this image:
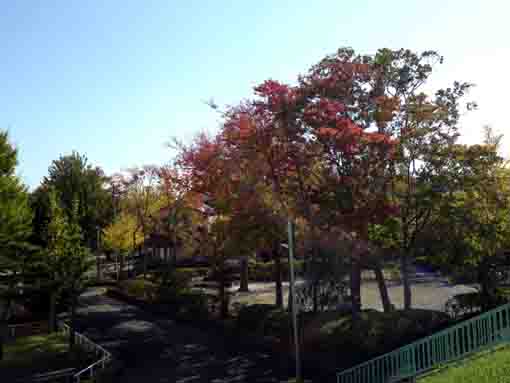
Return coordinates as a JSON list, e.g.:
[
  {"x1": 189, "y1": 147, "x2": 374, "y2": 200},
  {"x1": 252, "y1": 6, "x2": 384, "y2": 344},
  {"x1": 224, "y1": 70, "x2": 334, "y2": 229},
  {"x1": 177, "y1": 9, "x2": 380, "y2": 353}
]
[
  {"x1": 96, "y1": 226, "x2": 102, "y2": 282},
  {"x1": 288, "y1": 220, "x2": 301, "y2": 381}
]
